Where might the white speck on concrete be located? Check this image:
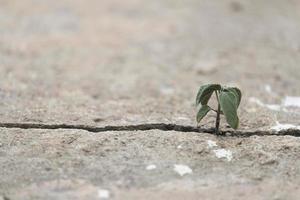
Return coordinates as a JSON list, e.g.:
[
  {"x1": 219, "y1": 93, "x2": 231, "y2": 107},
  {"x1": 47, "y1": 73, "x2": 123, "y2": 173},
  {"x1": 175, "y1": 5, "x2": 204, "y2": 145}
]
[
  {"x1": 146, "y1": 164, "x2": 157, "y2": 170},
  {"x1": 282, "y1": 96, "x2": 300, "y2": 108},
  {"x1": 265, "y1": 104, "x2": 281, "y2": 111},
  {"x1": 177, "y1": 145, "x2": 183, "y2": 149},
  {"x1": 176, "y1": 116, "x2": 190, "y2": 121},
  {"x1": 173, "y1": 164, "x2": 193, "y2": 176},
  {"x1": 207, "y1": 140, "x2": 218, "y2": 148},
  {"x1": 213, "y1": 149, "x2": 233, "y2": 161},
  {"x1": 98, "y1": 189, "x2": 110, "y2": 199},
  {"x1": 249, "y1": 97, "x2": 281, "y2": 111},
  {"x1": 250, "y1": 96, "x2": 300, "y2": 112},
  {"x1": 271, "y1": 121, "x2": 300, "y2": 131},
  {"x1": 264, "y1": 84, "x2": 274, "y2": 94}
]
